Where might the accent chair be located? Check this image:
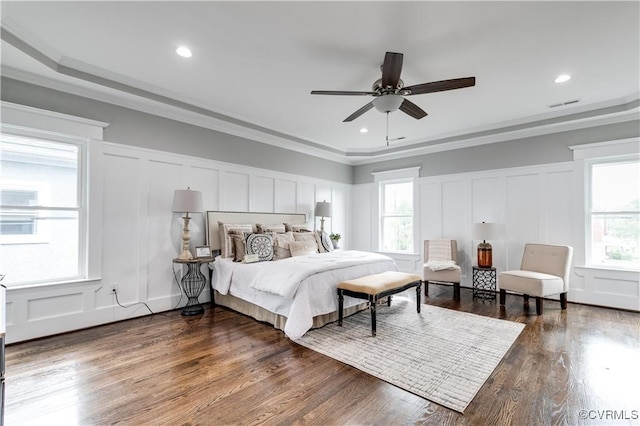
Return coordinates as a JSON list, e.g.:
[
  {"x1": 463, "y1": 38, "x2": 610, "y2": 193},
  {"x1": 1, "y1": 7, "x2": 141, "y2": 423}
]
[
  {"x1": 423, "y1": 240, "x2": 462, "y2": 300},
  {"x1": 498, "y1": 243, "x2": 573, "y2": 315}
]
